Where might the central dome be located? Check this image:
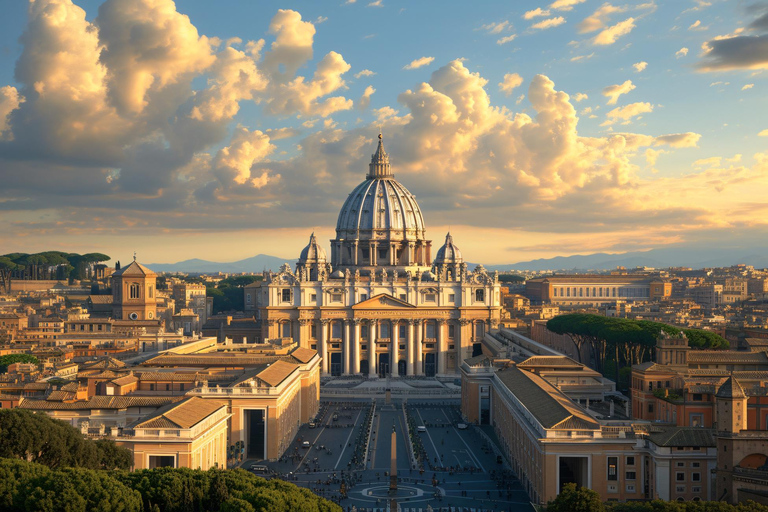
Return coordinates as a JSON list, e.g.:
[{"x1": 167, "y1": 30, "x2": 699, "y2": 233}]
[{"x1": 331, "y1": 134, "x2": 432, "y2": 273}]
